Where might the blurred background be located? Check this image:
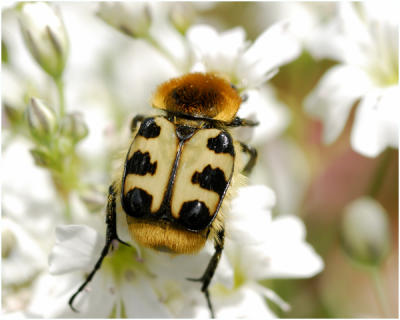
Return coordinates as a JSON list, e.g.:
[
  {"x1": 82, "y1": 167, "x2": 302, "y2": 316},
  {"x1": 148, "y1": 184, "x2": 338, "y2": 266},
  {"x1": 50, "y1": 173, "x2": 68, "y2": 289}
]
[{"x1": 2, "y1": 2, "x2": 398, "y2": 318}]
